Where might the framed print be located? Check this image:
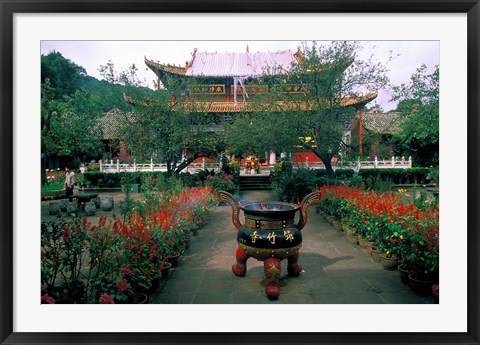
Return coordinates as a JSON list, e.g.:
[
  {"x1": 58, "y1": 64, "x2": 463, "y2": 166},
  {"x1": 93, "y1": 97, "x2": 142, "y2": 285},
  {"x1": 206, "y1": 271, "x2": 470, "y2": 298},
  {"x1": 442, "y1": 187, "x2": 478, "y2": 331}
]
[{"x1": 1, "y1": 1, "x2": 479, "y2": 344}]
